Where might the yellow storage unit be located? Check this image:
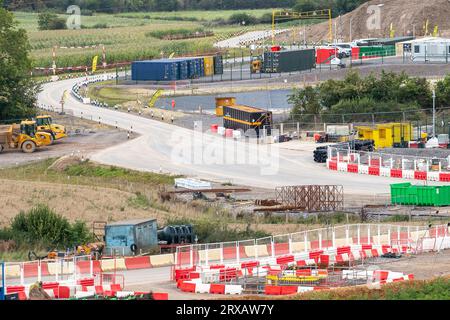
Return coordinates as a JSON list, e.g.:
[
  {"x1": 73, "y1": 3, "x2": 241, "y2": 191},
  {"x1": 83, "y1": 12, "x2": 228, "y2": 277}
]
[
  {"x1": 203, "y1": 56, "x2": 214, "y2": 76},
  {"x1": 215, "y1": 97, "x2": 236, "y2": 117},
  {"x1": 356, "y1": 123, "x2": 412, "y2": 149}
]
